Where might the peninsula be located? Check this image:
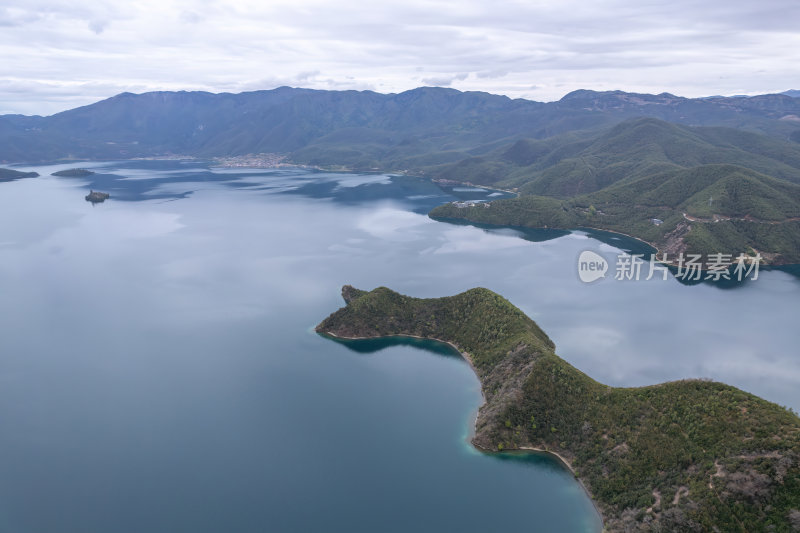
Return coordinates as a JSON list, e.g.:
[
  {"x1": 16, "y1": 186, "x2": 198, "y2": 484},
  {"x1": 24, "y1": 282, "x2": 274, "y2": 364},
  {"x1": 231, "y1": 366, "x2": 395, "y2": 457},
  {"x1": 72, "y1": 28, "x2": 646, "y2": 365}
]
[
  {"x1": 0, "y1": 168, "x2": 39, "y2": 181},
  {"x1": 317, "y1": 285, "x2": 800, "y2": 532}
]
